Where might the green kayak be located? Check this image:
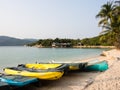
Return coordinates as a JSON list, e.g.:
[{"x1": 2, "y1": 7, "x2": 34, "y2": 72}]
[{"x1": 83, "y1": 60, "x2": 108, "y2": 71}]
